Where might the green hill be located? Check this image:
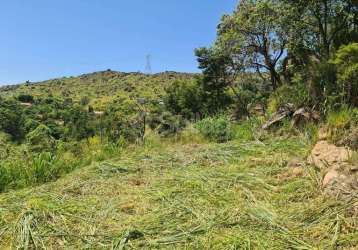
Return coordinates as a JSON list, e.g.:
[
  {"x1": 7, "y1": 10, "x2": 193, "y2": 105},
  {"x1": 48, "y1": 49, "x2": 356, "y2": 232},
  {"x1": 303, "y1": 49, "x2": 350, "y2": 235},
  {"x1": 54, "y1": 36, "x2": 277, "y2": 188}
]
[
  {"x1": 1, "y1": 0, "x2": 358, "y2": 248},
  {"x1": 0, "y1": 71, "x2": 198, "y2": 109}
]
